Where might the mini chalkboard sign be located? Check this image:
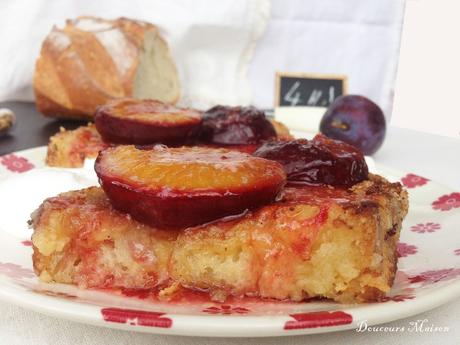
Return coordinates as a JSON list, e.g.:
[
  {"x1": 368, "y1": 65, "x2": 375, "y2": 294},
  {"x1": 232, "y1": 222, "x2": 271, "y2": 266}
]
[{"x1": 275, "y1": 72, "x2": 348, "y2": 108}]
